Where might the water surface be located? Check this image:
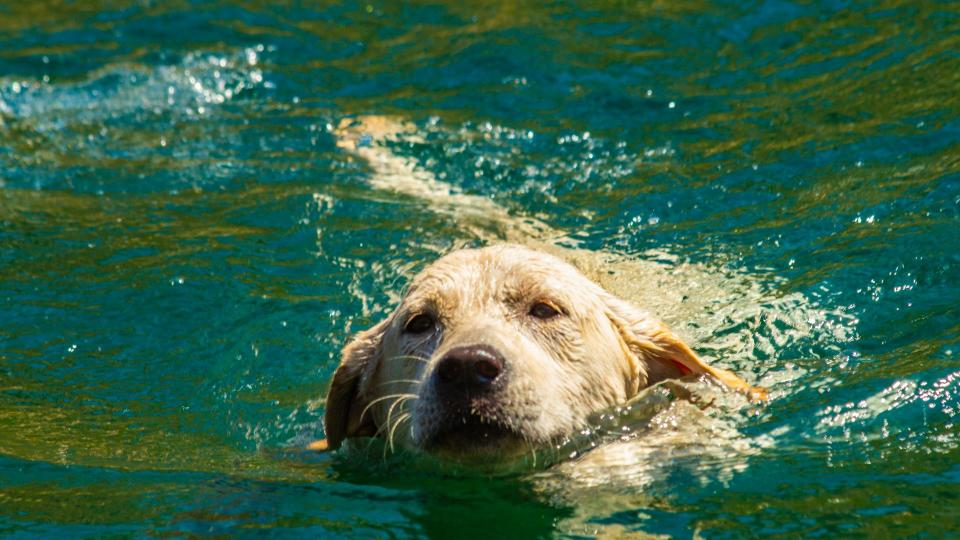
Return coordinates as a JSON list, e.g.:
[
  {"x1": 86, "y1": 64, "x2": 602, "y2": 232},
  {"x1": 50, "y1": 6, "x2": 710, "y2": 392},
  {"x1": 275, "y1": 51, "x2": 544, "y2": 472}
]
[{"x1": 2, "y1": 0, "x2": 959, "y2": 537}]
